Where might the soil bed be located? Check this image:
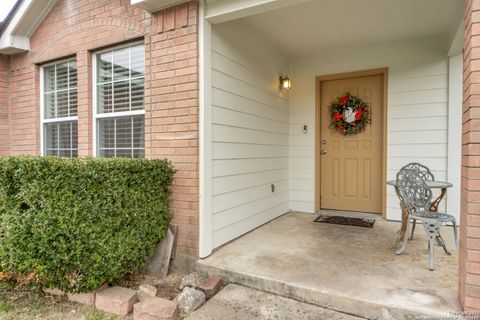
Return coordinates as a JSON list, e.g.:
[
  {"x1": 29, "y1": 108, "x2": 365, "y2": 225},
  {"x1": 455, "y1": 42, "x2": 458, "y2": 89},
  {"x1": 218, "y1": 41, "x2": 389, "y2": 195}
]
[{"x1": 0, "y1": 271, "x2": 185, "y2": 320}]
